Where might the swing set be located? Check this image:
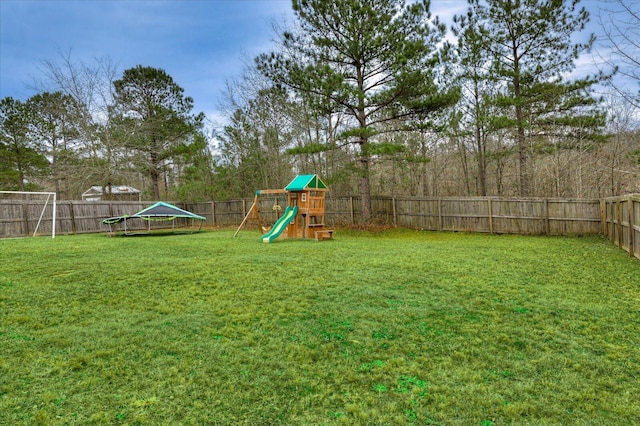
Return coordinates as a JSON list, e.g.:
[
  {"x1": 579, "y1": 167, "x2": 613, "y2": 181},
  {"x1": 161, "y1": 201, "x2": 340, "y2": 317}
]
[{"x1": 234, "y1": 174, "x2": 333, "y2": 243}]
